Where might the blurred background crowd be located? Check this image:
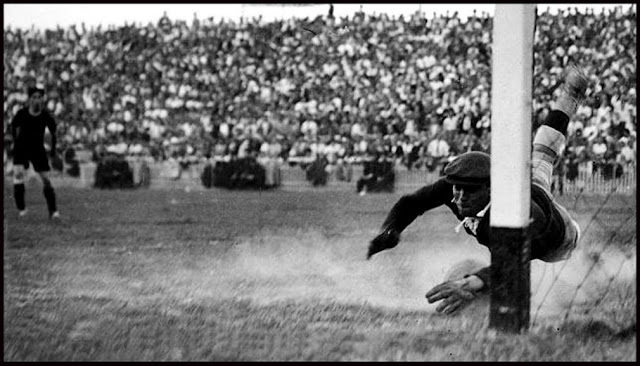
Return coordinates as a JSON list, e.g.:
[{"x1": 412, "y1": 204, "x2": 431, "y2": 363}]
[{"x1": 3, "y1": 4, "x2": 636, "y2": 180}]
